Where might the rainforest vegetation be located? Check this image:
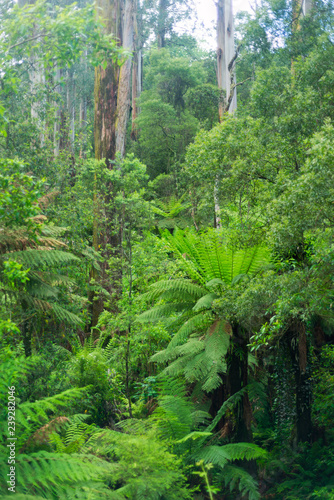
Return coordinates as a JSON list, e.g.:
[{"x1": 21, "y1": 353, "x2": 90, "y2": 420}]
[{"x1": 1, "y1": 0, "x2": 334, "y2": 498}]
